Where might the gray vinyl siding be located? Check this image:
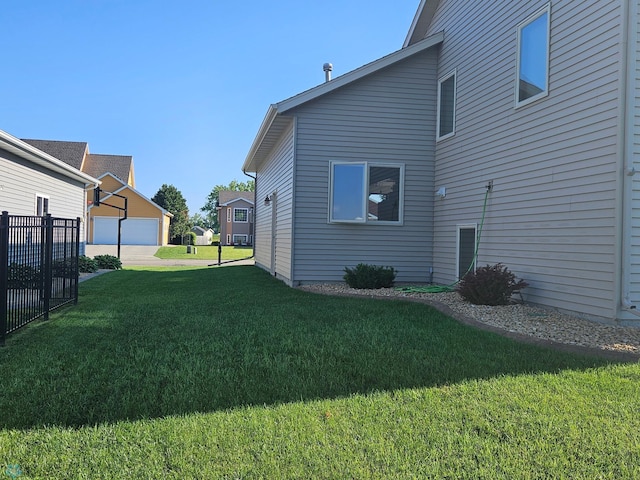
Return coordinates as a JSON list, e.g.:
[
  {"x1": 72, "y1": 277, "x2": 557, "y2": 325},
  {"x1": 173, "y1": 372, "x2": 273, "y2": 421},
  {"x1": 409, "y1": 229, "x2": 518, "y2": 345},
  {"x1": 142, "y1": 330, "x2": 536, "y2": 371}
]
[
  {"x1": 0, "y1": 148, "x2": 87, "y2": 239},
  {"x1": 427, "y1": 1, "x2": 622, "y2": 320},
  {"x1": 288, "y1": 48, "x2": 439, "y2": 284},
  {"x1": 254, "y1": 122, "x2": 295, "y2": 284},
  {"x1": 629, "y1": 0, "x2": 640, "y2": 311}
]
